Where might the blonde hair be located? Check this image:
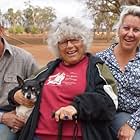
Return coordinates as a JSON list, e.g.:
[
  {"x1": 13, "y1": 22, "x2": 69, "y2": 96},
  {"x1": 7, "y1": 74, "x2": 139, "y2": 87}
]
[
  {"x1": 47, "y1": 17, "x2": 93, "y2": 57},
  {"x1": 113, "y1": 5, "x2": 140, "y2": 33}
]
